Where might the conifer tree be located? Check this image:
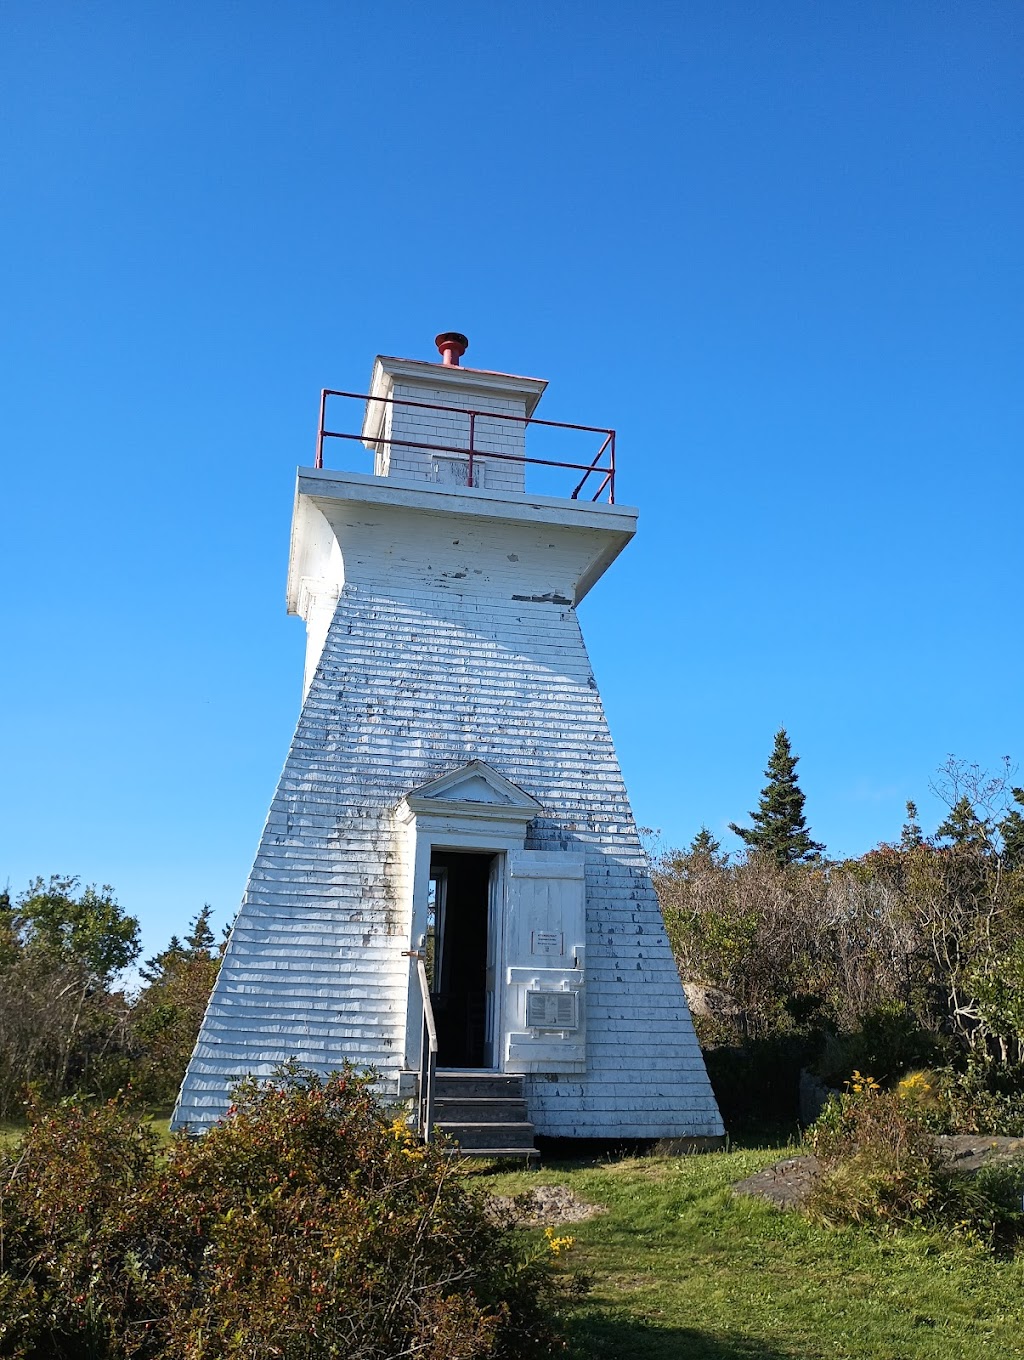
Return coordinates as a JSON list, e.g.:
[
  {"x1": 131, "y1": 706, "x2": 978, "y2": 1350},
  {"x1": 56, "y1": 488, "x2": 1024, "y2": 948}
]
[
  {"x1": 184, "y1": 904, "x2": 217, "y2": 958},
  {"x1": 729, "y1": 728, "x2": 824, "y2": 865},
  {"x1": 900, "y1": 800, "x2": 925, "y2": 850},
  {"x1": 688, "y1": 826, "x2": 724, "y2": 861},
  {"x1": 999, "y1": 788, "x2": 1024, "y2": 871},
  {"x1": 666, "y1": 827, "x2": 729, "y2": 879},
  {"x1": 131, "y1": 907, "x2": 222, "y2": 1104},
  {"x1": 139, "y1": 936, "x2": 184, "y2": 986},
  {"x1": 935, "y1": 795, "x2": 992, "y2": 851}
]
